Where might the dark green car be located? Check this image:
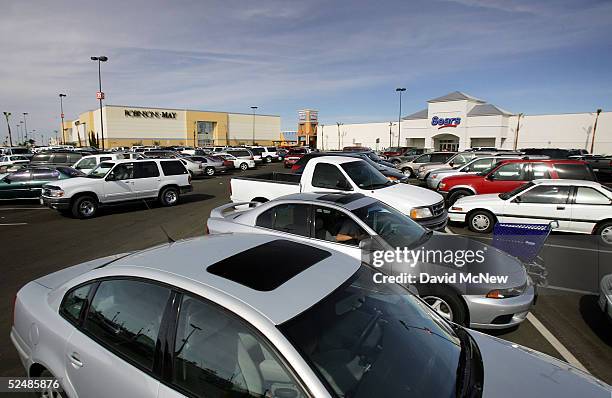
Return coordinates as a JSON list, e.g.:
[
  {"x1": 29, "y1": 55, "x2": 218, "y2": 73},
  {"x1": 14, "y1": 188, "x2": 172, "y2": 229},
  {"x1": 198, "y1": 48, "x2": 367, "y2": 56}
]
[{"x1": 0, "y1": 167, "x2": 84, "y2": 200}]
